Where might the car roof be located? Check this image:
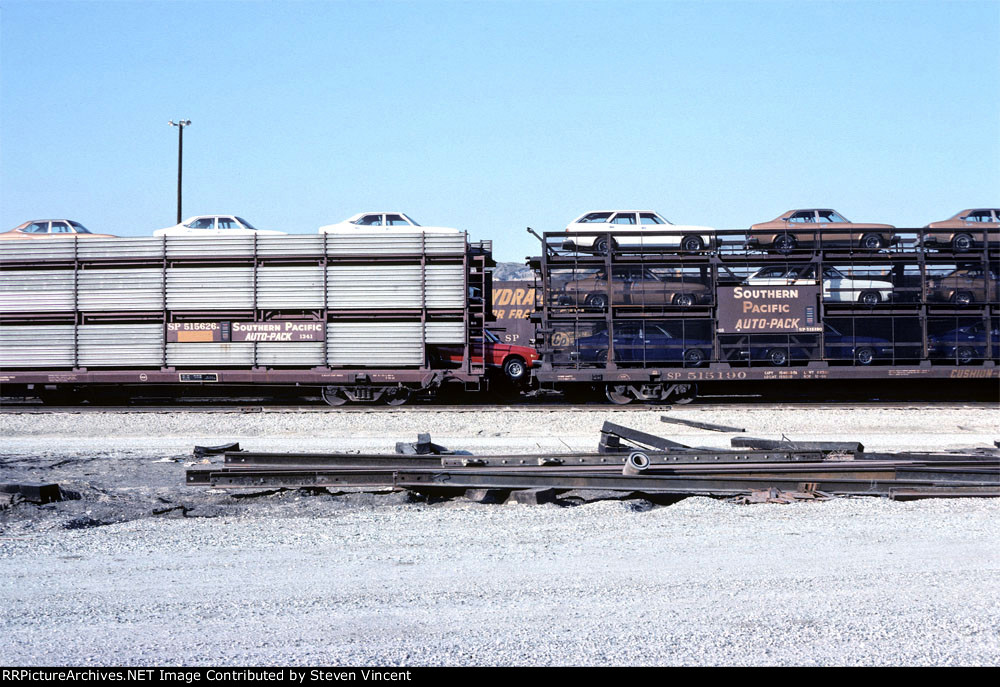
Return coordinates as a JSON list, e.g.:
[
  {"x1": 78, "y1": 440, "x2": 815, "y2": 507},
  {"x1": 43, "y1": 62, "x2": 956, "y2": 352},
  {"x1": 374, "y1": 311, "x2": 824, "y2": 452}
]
[
  {"x1": 785, "y1": 209, "x2": 836, "y2": 215},
  {"x1": 347, "y1": 212, "x2": 409, "y2": 219},
  {"x1": 578, "y1": 210, "x2": 657, "y2": 214}
]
